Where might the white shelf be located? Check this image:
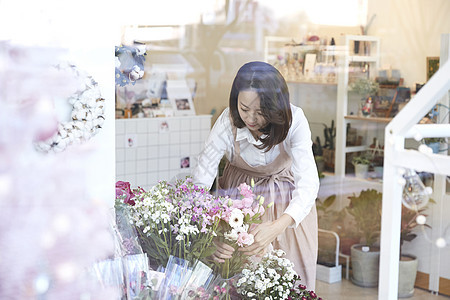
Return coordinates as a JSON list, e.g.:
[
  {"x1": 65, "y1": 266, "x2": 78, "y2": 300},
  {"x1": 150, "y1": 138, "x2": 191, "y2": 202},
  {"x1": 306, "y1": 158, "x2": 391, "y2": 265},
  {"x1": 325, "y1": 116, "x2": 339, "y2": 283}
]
[
  {"x1": 345, "y1": 145, "x2": 368, "y2": 153},
  {"x1": 335, "y1": 35, "x2": 381, "y2": 178},
  {"x1": 348, "y1": 56, "x2": 379, "y2": 63}
]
